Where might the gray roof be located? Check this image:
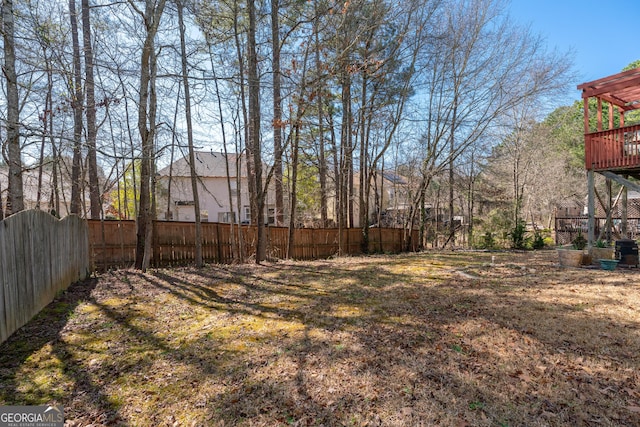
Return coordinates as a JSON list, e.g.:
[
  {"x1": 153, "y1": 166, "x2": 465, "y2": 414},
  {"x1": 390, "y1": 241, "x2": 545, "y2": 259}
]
[
  {"x1": 382, "y1": 171, "x2": 408, "y2": 185},
  {"x1": 157, "y1": 151, "x2": 245, "y2": 178}
]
